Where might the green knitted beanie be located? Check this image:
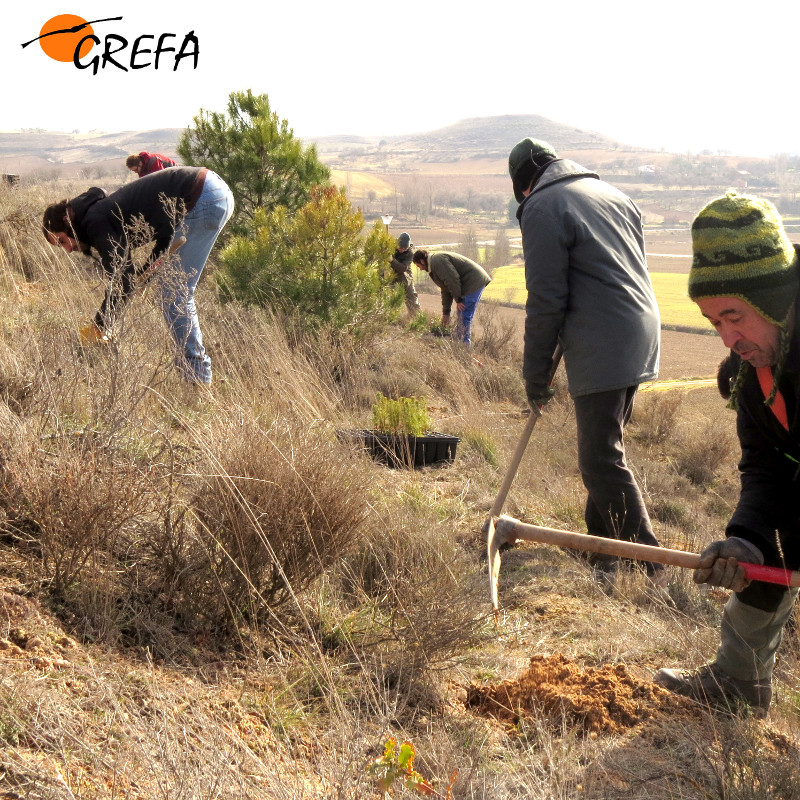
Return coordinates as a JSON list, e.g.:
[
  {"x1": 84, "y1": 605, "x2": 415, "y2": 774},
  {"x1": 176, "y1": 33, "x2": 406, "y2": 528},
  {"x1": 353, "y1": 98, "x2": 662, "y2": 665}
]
[
  {"x1": 508, "y1": 138, "x2": 559, "y2": 202},
  {"x1": 689, "y1": 190, "x2": 798, "y2": 325}
]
